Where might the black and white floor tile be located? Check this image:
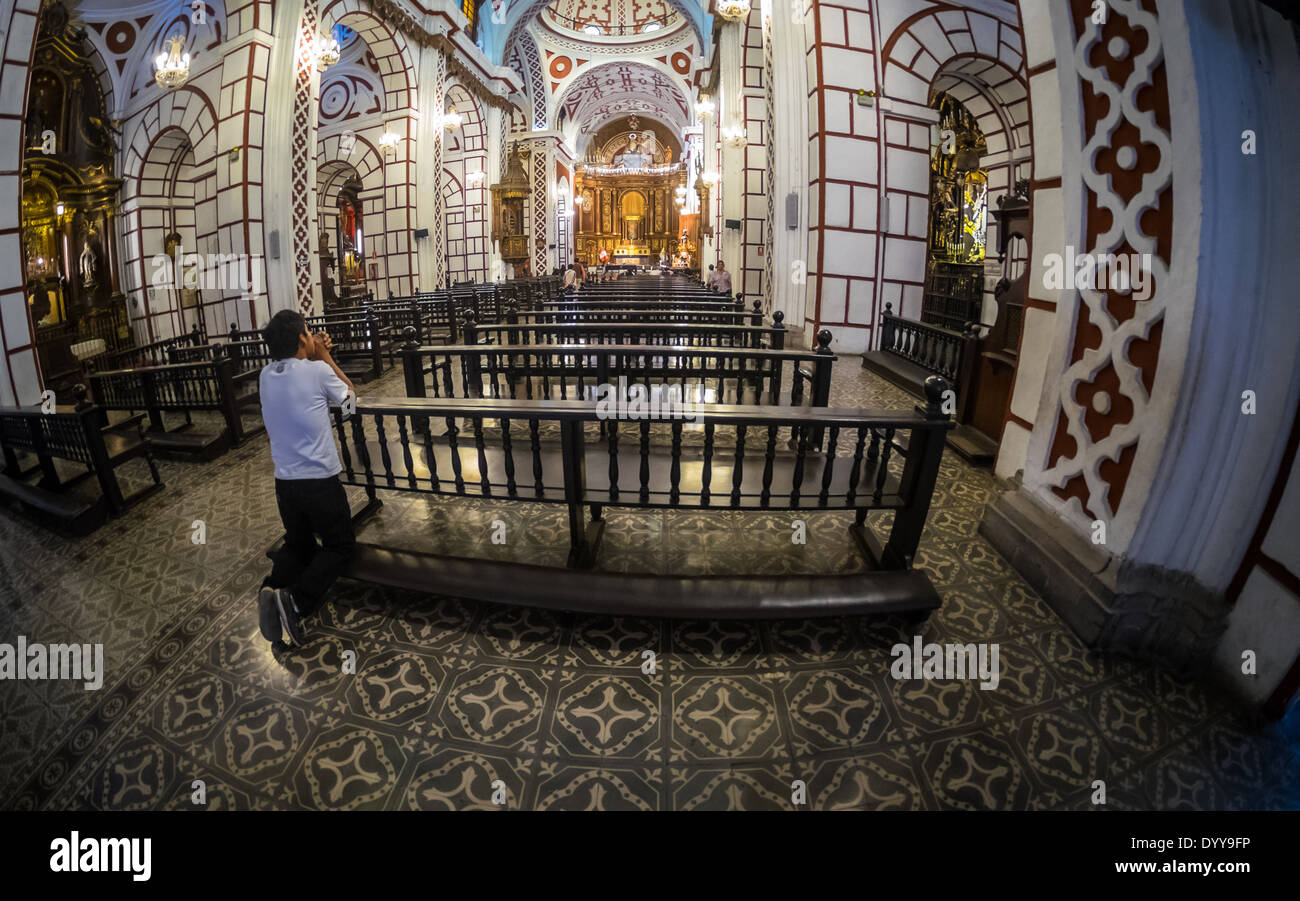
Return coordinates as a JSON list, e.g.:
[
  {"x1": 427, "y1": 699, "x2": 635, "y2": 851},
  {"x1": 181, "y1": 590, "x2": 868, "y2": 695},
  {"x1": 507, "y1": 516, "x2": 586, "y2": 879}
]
[{"x1": 0, "y1": 360, "x2": 1295, "y2": 810}]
